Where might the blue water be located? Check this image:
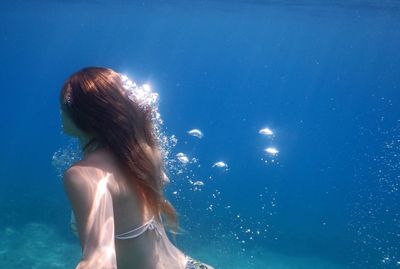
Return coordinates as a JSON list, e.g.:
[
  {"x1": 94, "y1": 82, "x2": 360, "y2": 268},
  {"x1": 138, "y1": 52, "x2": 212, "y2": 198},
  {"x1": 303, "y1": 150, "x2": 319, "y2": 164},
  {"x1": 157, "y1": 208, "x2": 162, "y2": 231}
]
[{"x1": 0, "y1": 1, "x2": 399, "y2": 268}]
